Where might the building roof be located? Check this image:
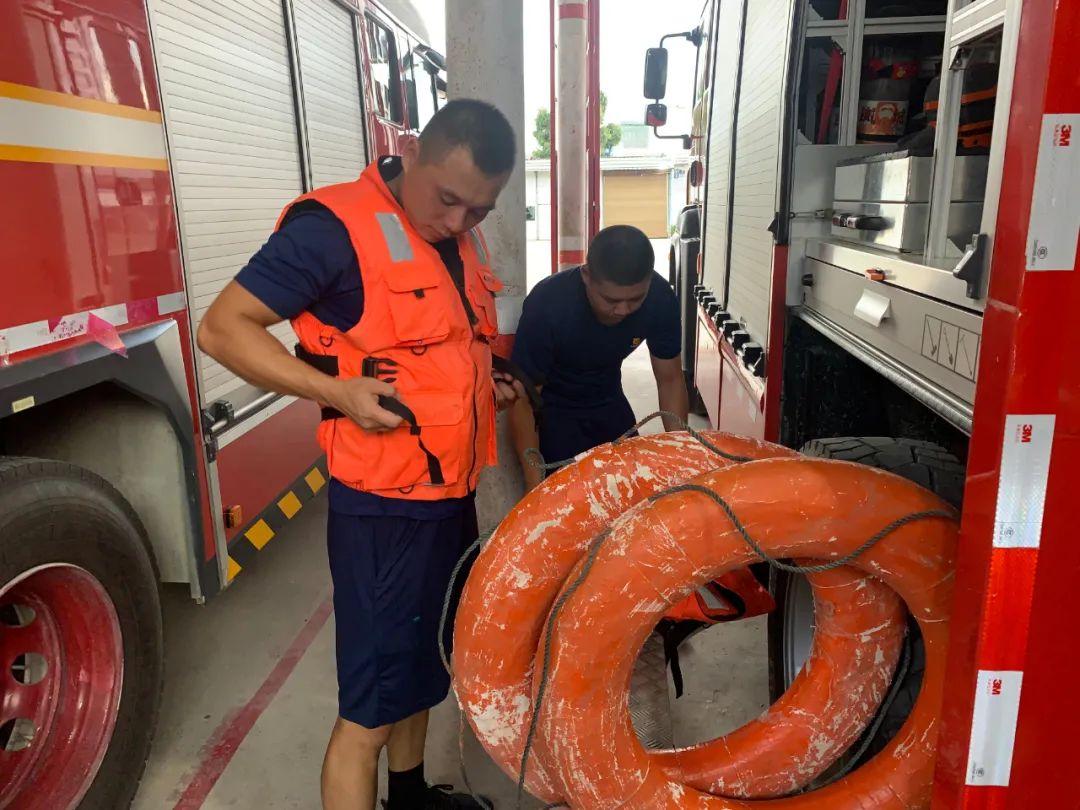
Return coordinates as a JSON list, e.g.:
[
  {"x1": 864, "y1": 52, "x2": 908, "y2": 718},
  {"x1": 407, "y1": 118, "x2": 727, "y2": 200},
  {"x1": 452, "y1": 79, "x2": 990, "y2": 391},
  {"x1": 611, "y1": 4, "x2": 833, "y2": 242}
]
[{"x1": 525, "y1": 155, "x2": 692, "y2": 173}]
